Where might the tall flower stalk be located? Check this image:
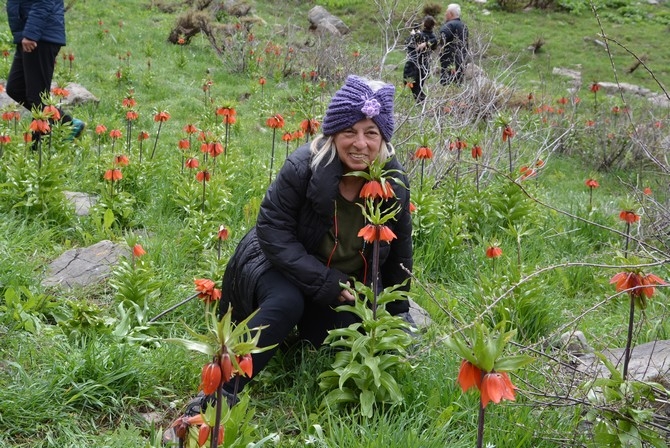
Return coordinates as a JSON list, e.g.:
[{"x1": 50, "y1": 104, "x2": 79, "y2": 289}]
[
  {"x1": 585, "y1": 178, "x2": 599, "y2": 208},
  {"x1": 610, "y1": 268, "x2": 665, "y2": 379},
  {"x1": 619, "y1": 209, "x2": 639, "y2": 257},
  {"x1": 471, "y1": 143, "x2": 483, "y2": 193},
  {"x1": 414, "y1": 142, "x2": 433, "y2": 190},
  {"x1": 265, "y1": 113, "x2": 285, "y2": 184},
  {"x1": 446, "y1": 321, "x2": 533, "y2": 448},
  {"x1": 216, "y1": 107, "x2": 236, "y2": 159},
  {"x1": 196, "y1": 169, "x2": 211, "y2": 213},
  {"x1": 350, "y1": 157, "x2": 402, "y2": 317},
  {"x1": 496, "y1": 114, "x2": 515, "y2": 175},
  {"x1": 166, "y1": 280, "x2": 272, "y2": 448},
  {"x1": 150, "y1": 110, "x2": 171, "y2": 160}
]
